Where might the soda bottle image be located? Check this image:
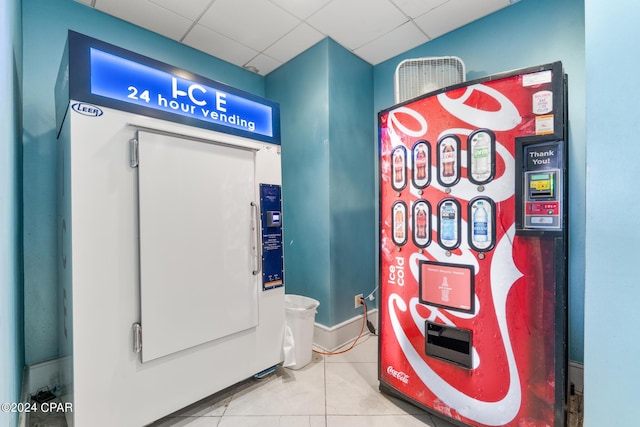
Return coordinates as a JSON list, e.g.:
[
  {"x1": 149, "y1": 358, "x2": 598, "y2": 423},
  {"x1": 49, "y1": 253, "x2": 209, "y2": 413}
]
[
  {"x1": 470, "y1": 130, "x2": 491, "y2": 182},
  {"x1": 437, "y1": 136, "x2": 460, "y2": 187},
  {"x1": 439, "y1": 276, "x2": 451, "y2": 302},
  {"x1": 473, "y1": 201, "x2": 489, "y2": 243},
  {"x1": 394, "y1": 207, "x2": 405, "y2": 242},
  {"x1": 415, "y1": 148, "x2": 427, "y2": 180},
  {"x1": 440, "y1": 202, "x2": 456, "y2": 243},
  {"x1": 416, "y1": 206, "x2": 427, "y2": 239},
  {"x1": 442, "y1": 143, "x2": 456, "y2": 177},
  {"x1": 393, "y1": 150, "x2": 404, "y2": 184}
]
